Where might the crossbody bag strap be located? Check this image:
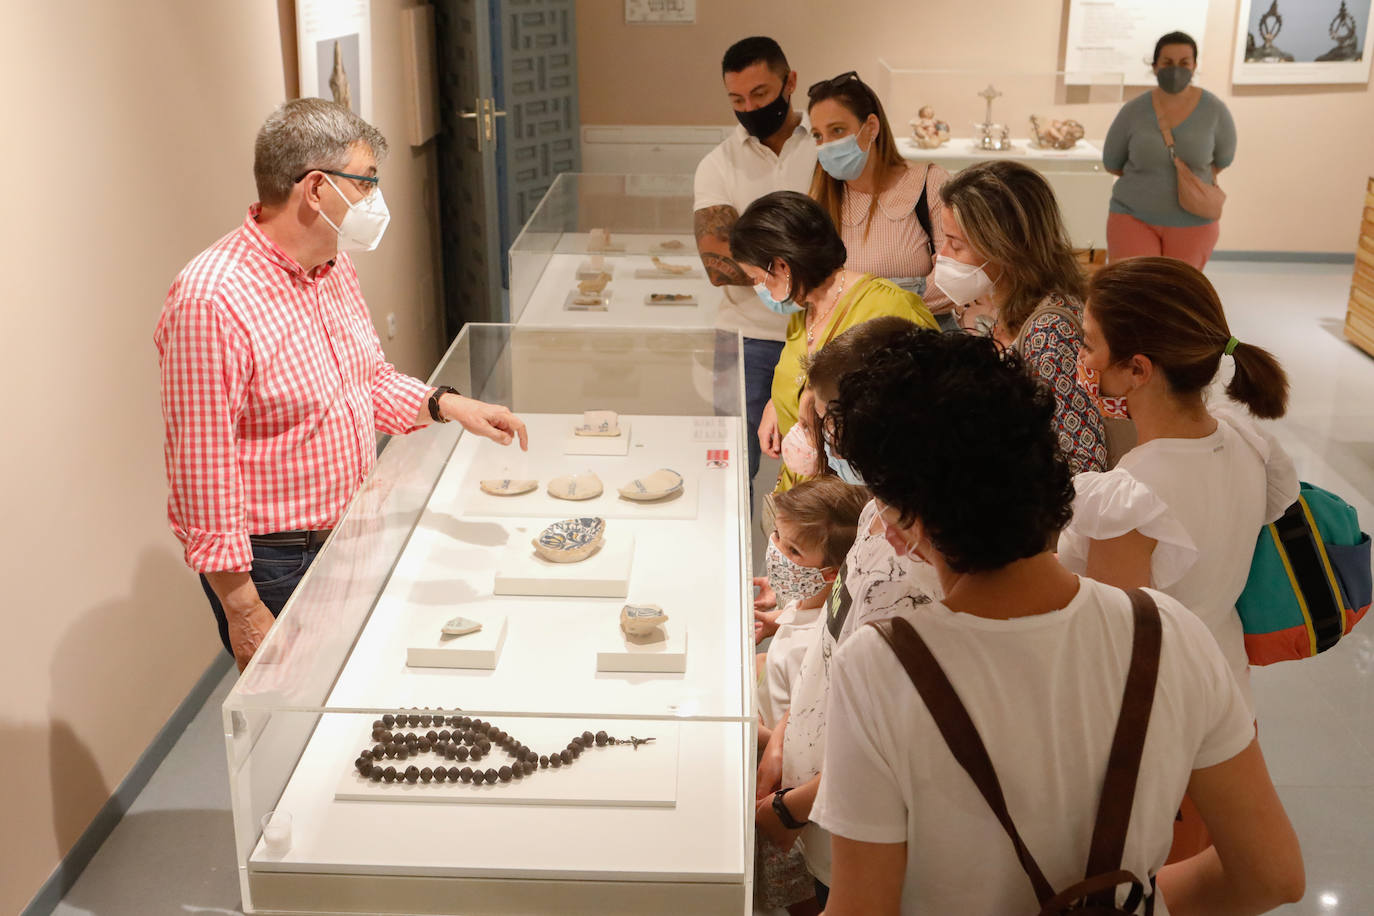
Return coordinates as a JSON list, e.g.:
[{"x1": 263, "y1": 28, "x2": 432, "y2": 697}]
[
  {"x1": 869, "y1": 617, "x2": 1057, "y2": 905},
  {"x1": 913, "y1": 164, "x2": 935, "y2": 257},
  {"x1": 1149, "y1": 92, "x2": 1177, "y2": 157},
  {"x1": 817, "y1": 273, "x2": 876, "y2": 351},
  {"x1": 1013, "y1": 302, "x2": 1082, "y2": 354},
  {"x1": 1083, "y1": 588, "x2": 1163, "y2": 907}
]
